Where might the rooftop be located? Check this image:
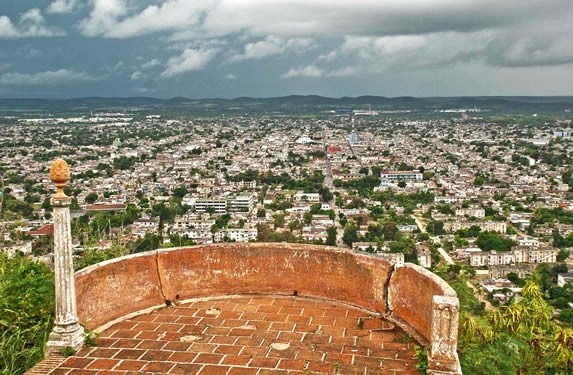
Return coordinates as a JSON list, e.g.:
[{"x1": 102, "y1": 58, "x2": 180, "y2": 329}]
[{"x1": 29, "y1": 295, "x2": 418, "y2": 374}]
